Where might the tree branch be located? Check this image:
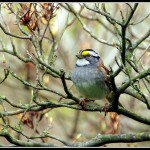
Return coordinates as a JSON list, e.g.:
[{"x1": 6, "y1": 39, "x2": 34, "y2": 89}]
[
  {"x1": 118, "y1": 68, "x2": 150, "y2": 93},
  {"x1": 72, "y1": 132, "x2": 150, "y2": 147},
  {"x1": 0, "y1": 128, "x2": 58, "y2": 147}
]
